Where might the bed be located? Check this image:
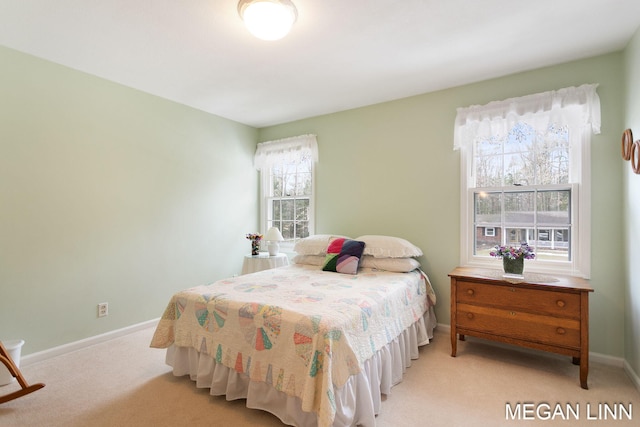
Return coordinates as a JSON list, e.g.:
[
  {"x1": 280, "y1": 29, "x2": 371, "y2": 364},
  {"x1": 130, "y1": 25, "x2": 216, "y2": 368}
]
[{"x1": 150, "y1": 235, "x2": 436, "y2": 427}]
